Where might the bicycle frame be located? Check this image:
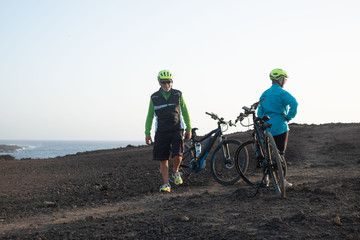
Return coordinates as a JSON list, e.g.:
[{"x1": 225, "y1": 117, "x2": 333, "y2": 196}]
[
  {"x1": 253, "y1": 119, "x2": 266, "y2": 158},
  {"x1": 178, "y1": 111, "x2": 241, "y2": 187},
  {"x1": 235, "y1": 100, "x2": 286, "y2": 197},
  {"x1": 190, "y1": 120, "x2": 227, "y2": 173},
  {"x1": 238, "y1": 102, "x2": 270, "y2": 165}
]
